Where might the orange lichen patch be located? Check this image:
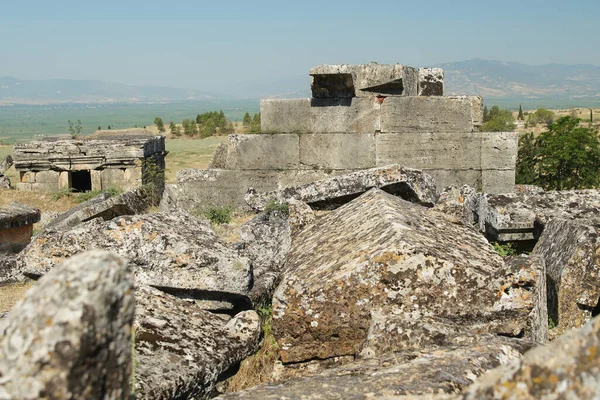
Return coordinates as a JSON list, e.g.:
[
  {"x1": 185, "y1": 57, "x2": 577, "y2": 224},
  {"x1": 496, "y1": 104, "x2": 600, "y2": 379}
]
[
  {"x1": 175, "y1": 254, "x2": 191, "y2": 266},
  {"x1": 144, "y1": 231, "x2": 159, "y2": 241},
  {"x1": 373, "y1": 252, "x2": 403, "y2": 266}
]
